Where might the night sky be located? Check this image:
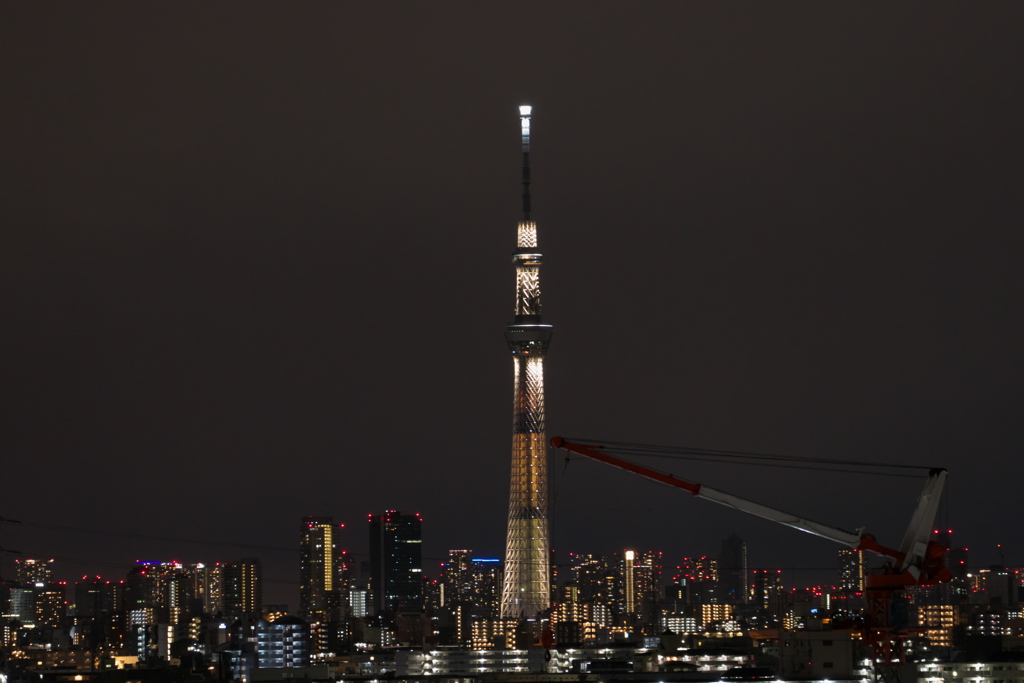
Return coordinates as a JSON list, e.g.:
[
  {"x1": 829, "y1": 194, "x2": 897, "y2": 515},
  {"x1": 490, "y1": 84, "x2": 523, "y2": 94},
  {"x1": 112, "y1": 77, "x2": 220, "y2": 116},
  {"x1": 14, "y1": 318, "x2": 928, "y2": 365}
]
[{"x1": 3, "y1": 4, "x2": 1023, "y2": 607}]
